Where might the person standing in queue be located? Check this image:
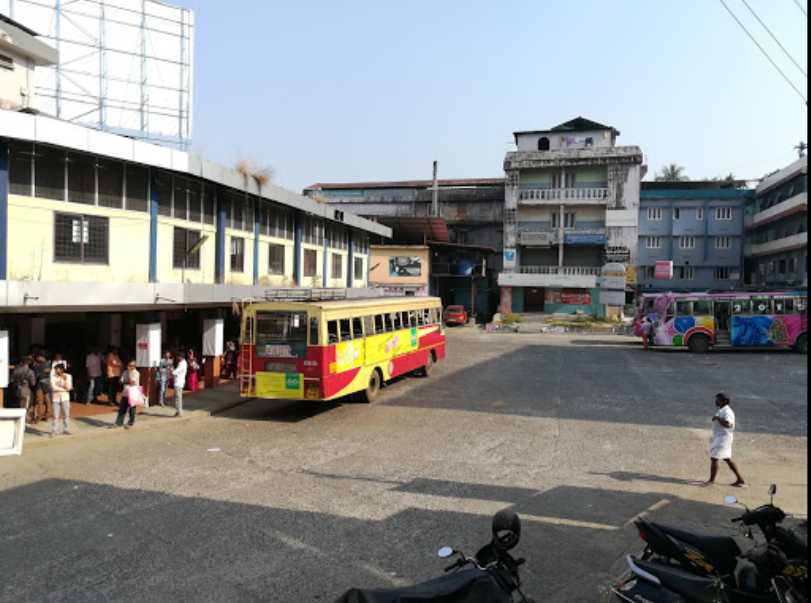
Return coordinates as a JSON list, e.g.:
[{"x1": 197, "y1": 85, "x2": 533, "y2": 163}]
[
  {"x1": 703, "y1": 393, "x2": 746, "y2": 487},
  {"x1": 157, "y1": 351, "x2": 173, "y2": 407},
  {"x1": 172, "y1": 351, "x2": 188, "y2": 418},
  {"x1": 11, "y1": 357, "x2": 36, "y2": 424},
  {"x1": 49, "y1": 363, "x2": 73, "y2": 437},
  {"x1": 33, "y1": 353, "x2": 52, "y2": 422},
  {"x1": 113, "y1": 361, "x2": 140, "y2": 429},
  {"x1": 85, "y1": 349, "x2": 102, "y2": 404},
  {"x1": 105, "y1": 347, "x2": 123, "y2": 406}
]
